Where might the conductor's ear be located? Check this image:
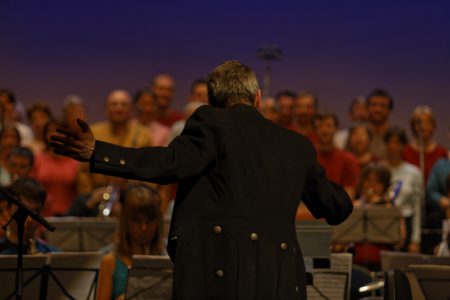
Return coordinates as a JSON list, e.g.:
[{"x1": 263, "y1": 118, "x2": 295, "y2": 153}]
[{"x1": 254, "y1": 89, "x2": 262, "y2": 109}]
